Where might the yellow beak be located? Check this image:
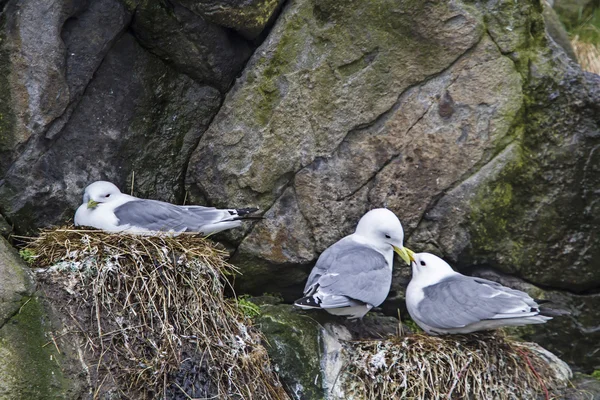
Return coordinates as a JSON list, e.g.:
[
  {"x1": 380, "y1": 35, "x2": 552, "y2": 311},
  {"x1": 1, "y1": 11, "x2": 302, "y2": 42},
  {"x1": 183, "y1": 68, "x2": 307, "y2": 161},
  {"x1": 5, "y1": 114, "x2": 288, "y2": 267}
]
[
  {"x1": 393, "y1": 246, "x2": 415, "y2": 265},
  {"x1": 87, "y1": 199, "x2": 99, "y2": 209}
]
